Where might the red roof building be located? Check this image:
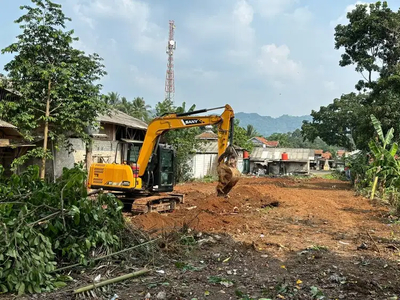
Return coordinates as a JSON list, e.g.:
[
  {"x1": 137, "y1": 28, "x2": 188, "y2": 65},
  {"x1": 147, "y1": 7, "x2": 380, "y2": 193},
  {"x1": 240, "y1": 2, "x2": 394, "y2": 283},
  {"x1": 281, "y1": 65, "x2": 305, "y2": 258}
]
[
  {"x1": 250, "y1": 136, "x2": 279, "y2": 148},
  {"x1": 195, "y1": 130, "x2": 218, "y2": 140}
]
